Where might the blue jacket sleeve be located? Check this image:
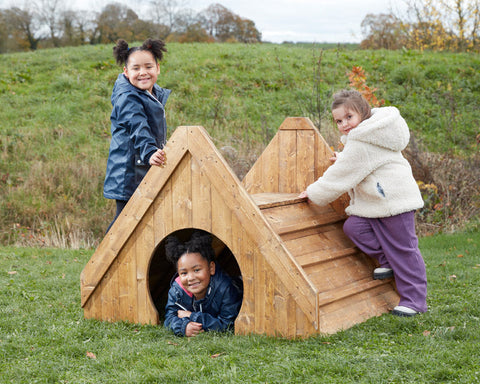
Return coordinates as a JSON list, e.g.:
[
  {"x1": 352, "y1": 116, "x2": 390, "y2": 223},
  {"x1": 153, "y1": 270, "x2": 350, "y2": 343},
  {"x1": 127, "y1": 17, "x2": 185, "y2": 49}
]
[
  {"x1": 117, "y1": 93, "x2": 160, "y2": 164},
  {"x1": 164, "y1": 287, "x2": 190, "y2": 336},
  {"x1": 189, "y1": 283, "x2": 241, "y2": 332}
]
